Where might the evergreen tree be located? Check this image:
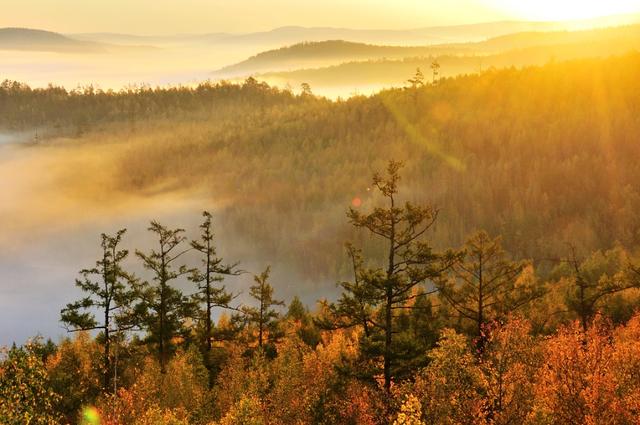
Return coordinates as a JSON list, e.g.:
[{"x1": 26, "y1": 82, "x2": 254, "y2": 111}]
[
  {"x1": 330, "y1": 160, "x2": 457, "y2": 399},
  {"x1": 300, "y1": 82, "x2": 313, "y2": 96},
  {"x1": 554, "y1": 245, "x2": 640, "y2": 332},
  {"x1": 430, "y1": 60, "x2": 441, "y2": 84},
  {"x1": 437, "y1": 231, "x2": 541, "y2": 348},
  {"x1": 317, "y1": 244, "x2": 374, "y2": 338},
  {"x1": 189, "y1": 211, "x2": 241, "y2": 354},
  {"x1": 286, "y1": 296, "x2": 307, "y2": 321},
  {"x1": 407, "y1": 68, "x2": 425, "y2": 88},
  {"x1": 243, "y1": 266, "x2": 284, "y2": 349},
  {"x1": 134, "y1": 221, "x2": 195, "y2": 373},
  {"x1": 286, "y1": 295, "x2": 321, "y2": 347},
  {"x1": 60, "y1": 229, "x2": 136, "y2": 392}
]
